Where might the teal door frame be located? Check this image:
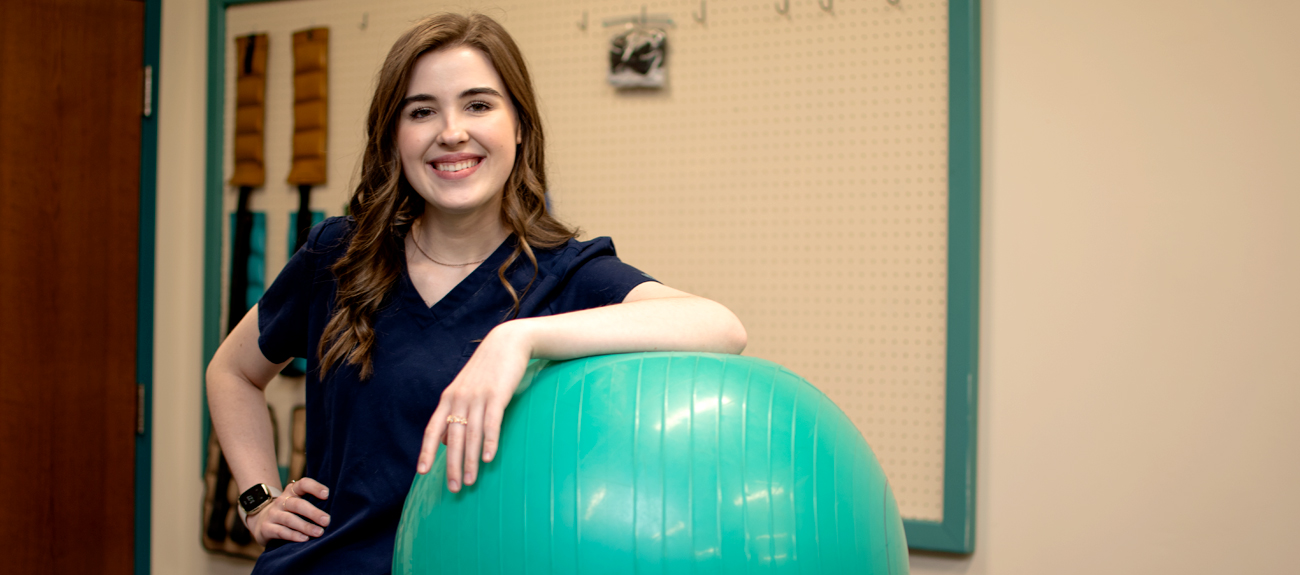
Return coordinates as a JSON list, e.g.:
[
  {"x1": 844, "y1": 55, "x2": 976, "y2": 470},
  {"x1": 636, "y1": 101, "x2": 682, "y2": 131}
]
[{"x1": 137, "y1": 0, "x2": 162, "y2": 573}]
